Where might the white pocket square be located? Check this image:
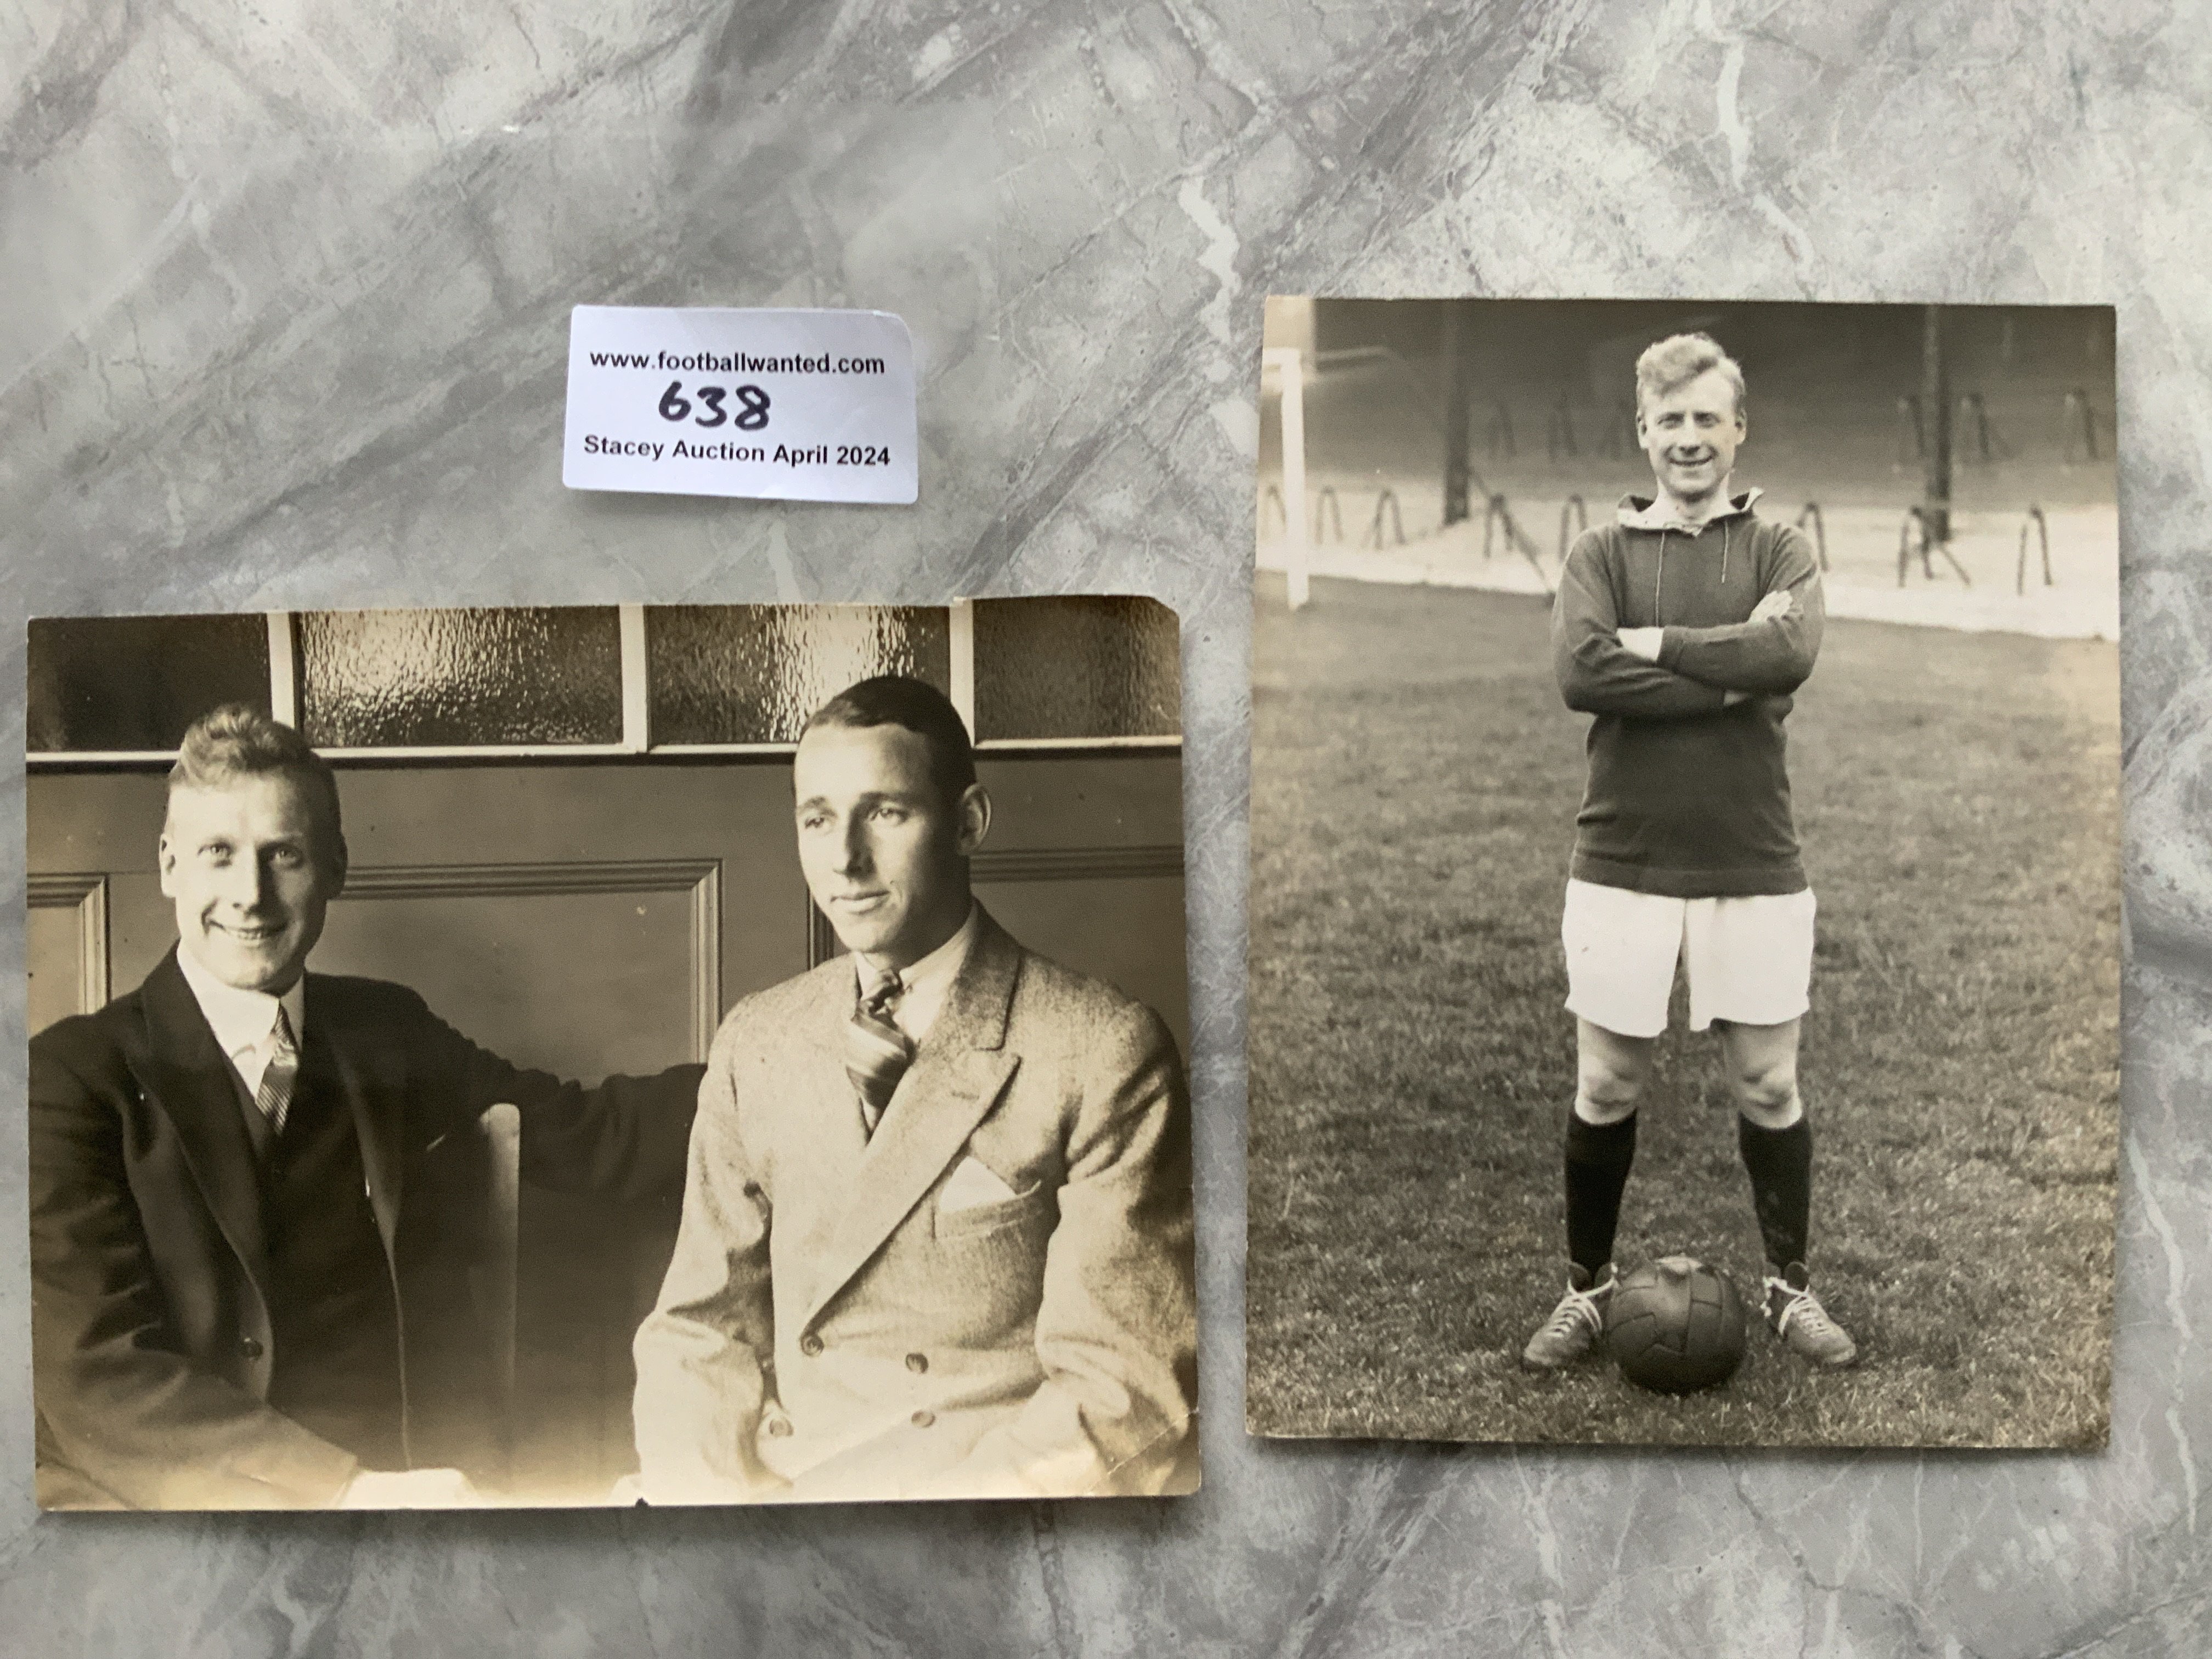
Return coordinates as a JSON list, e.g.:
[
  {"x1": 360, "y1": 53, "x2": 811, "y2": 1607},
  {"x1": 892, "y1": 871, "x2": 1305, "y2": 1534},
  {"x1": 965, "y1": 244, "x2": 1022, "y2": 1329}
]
[{"x1": 939, "y1": 1155, "x2": 1021, "y2": 1214}]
